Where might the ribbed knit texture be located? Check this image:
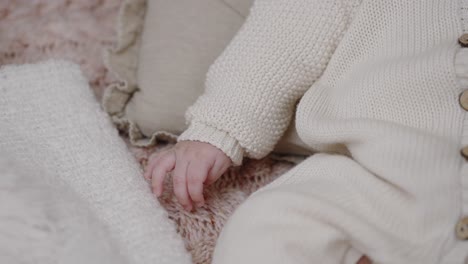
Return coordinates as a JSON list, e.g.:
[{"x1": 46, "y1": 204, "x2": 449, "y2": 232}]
[
  {"x1": 179, "y1": 0, "x2": 468, "y2": 263},
  {"x1": 0, "y1": 60, "x2": 192, "y2": 264},
  {"x1": 178, "y1": 0, "x2": 360, "y2": 162}
]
